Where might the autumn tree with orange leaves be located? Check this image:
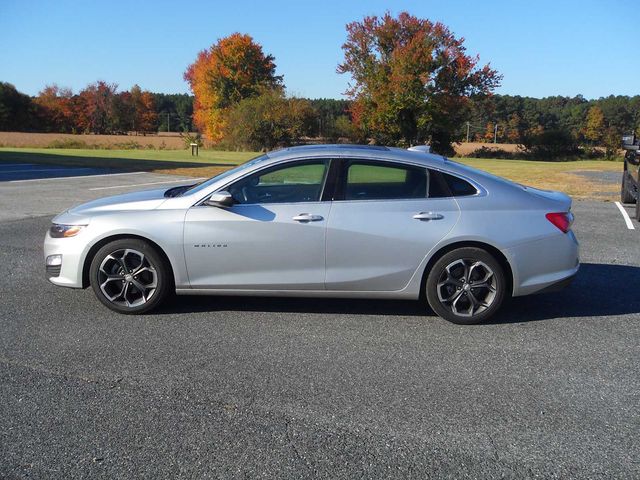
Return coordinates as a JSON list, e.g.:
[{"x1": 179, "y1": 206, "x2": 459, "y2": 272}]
[
  {"x1": 338, "y1": 12, "x2": 501, "y2": 154},
  {"x1": 34, "y1": 85, "x2": 75, "y2": 132},
  {"x1": 75, "y1": 81, "x2": 119, "y2": 134},
  {"x1": 184, "y1": 33, "x2": 282, "y2": 143}
]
